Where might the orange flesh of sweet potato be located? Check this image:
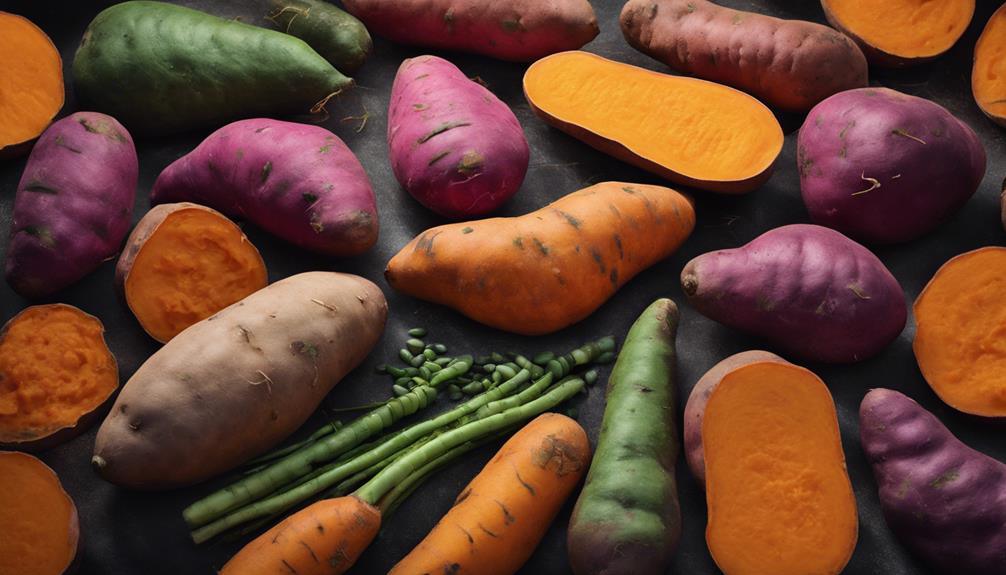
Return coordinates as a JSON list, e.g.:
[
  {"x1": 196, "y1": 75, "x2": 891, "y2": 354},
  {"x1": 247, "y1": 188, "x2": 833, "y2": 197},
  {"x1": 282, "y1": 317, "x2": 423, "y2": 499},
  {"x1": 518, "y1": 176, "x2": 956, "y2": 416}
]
[
  {"x1": 914, "y1": 247, "x2": 1006, "y2": 418},
  {"x1": 822, "y1": 0, "x2": 974, "y2": 65},
  {"x1": 119, "y1": 204, "x2": 268, "y2": 342},
  {"x1": 0, "y1": 12, "x2": 63, "y2": 157},
  {"x1": 973, "y1": 5, "x2": 1006, "y2": 127},
  {"x1": 523, "y1": 51, "x2": 783, "y2": 194},
  {"x1": 703, "y1": 362, "x2": 858, "y2": 575},
  {"x1": 0, "y1": 451, "x2": 79, "y2": 575},
  {"x1": 0, "y1": 304, "x2": 118, "y2": 450}
]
